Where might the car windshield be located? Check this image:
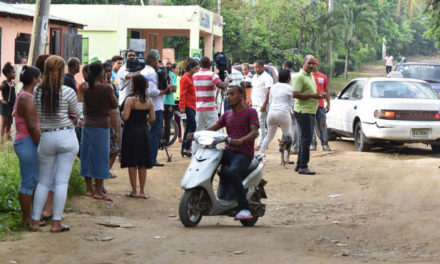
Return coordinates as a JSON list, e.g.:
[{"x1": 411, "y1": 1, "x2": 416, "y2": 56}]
[
  {"x1": 395, "y1": 64, "x2": 440, "y2": 83},
  {"x1": 370, "y1": 81, "x2": 438, "y2": 99}
]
